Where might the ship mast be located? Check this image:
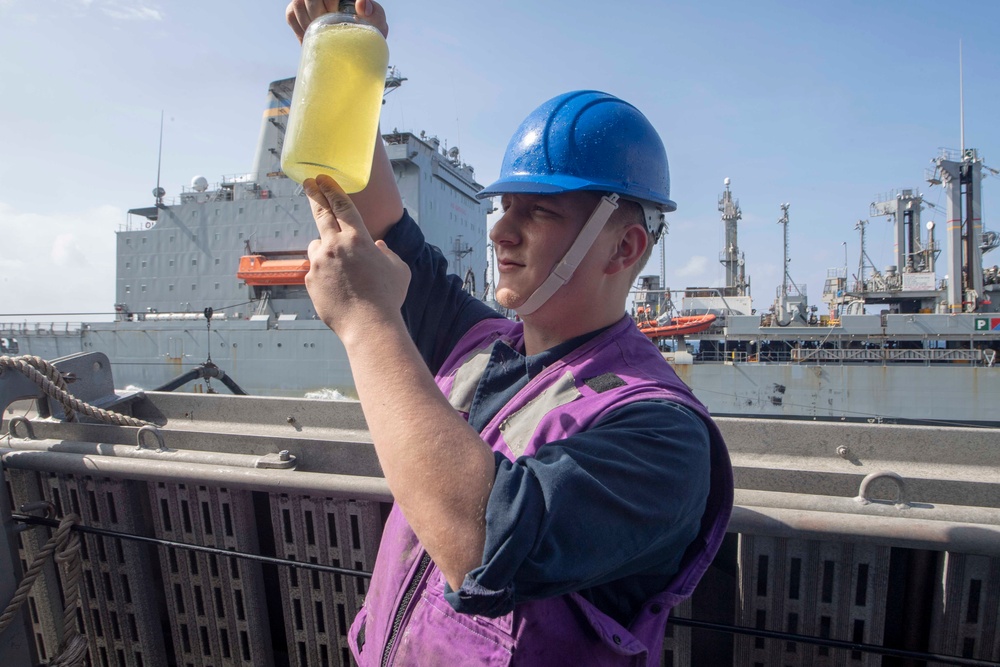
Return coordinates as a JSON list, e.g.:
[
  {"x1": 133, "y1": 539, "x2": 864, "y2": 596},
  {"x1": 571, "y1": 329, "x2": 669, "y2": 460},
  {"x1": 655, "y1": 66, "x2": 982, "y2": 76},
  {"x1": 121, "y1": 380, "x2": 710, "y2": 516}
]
[
  {"x1": 772, "y1": 203, "x2": 807, "y2": 325},
  {"x1": 718, "y1": 178, "x2": 748, "y2": 296},
  {"x1": 926, "y1": 41, "x2": 989, "y2": 313},
  {"x1": 854, "y1": 218, "x2": 875, "y2": 294},
  {"x1": 778, "y1": 203, "x2": 795, "y2": 298}
]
